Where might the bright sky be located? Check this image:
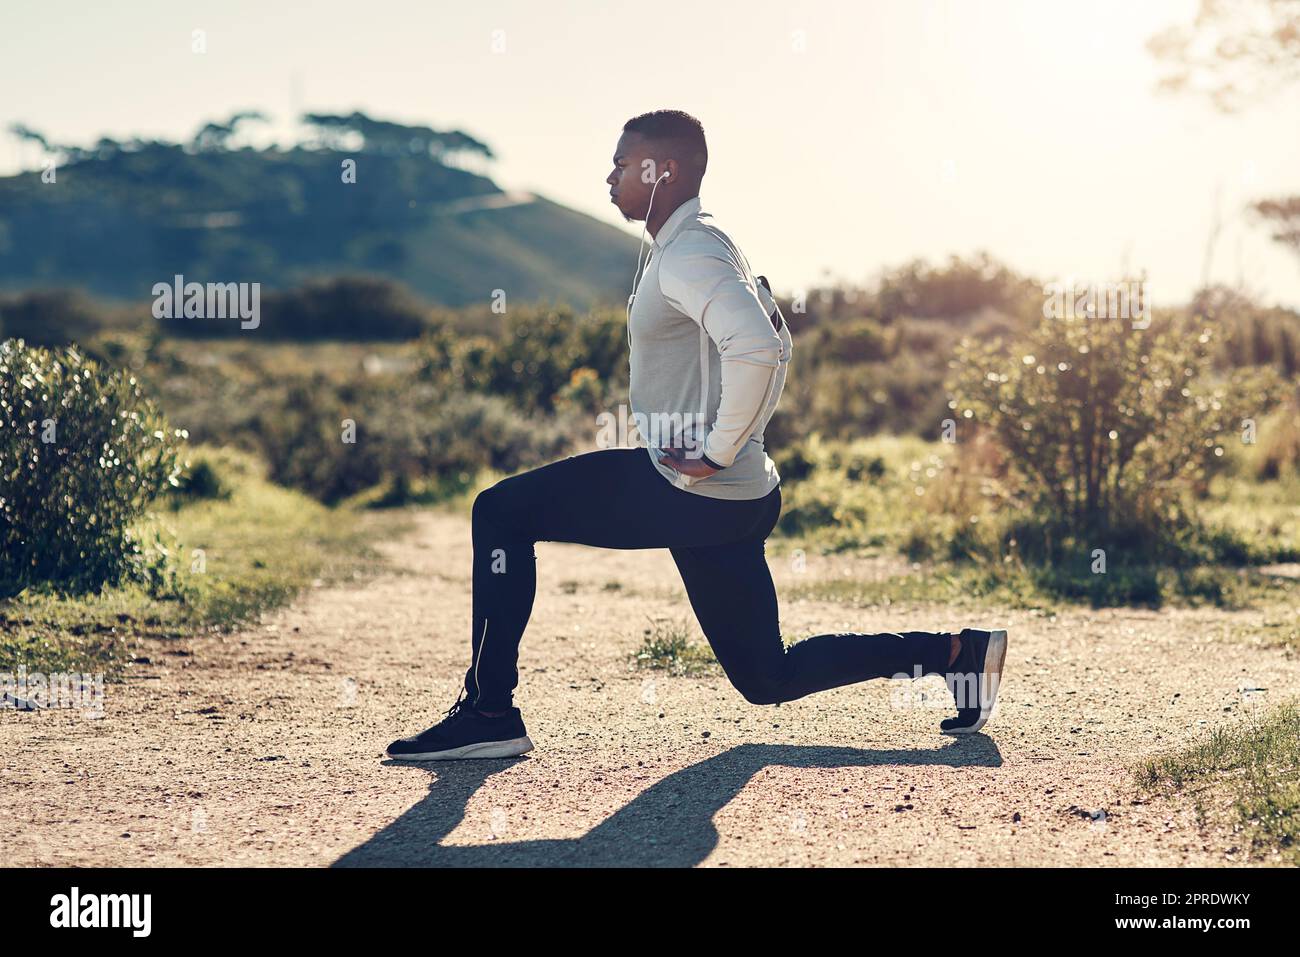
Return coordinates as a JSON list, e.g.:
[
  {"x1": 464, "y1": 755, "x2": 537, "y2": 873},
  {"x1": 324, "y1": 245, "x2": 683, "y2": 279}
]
[{"x1": 4, "y1": 0, "x2": 1298, "y2": 307}]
